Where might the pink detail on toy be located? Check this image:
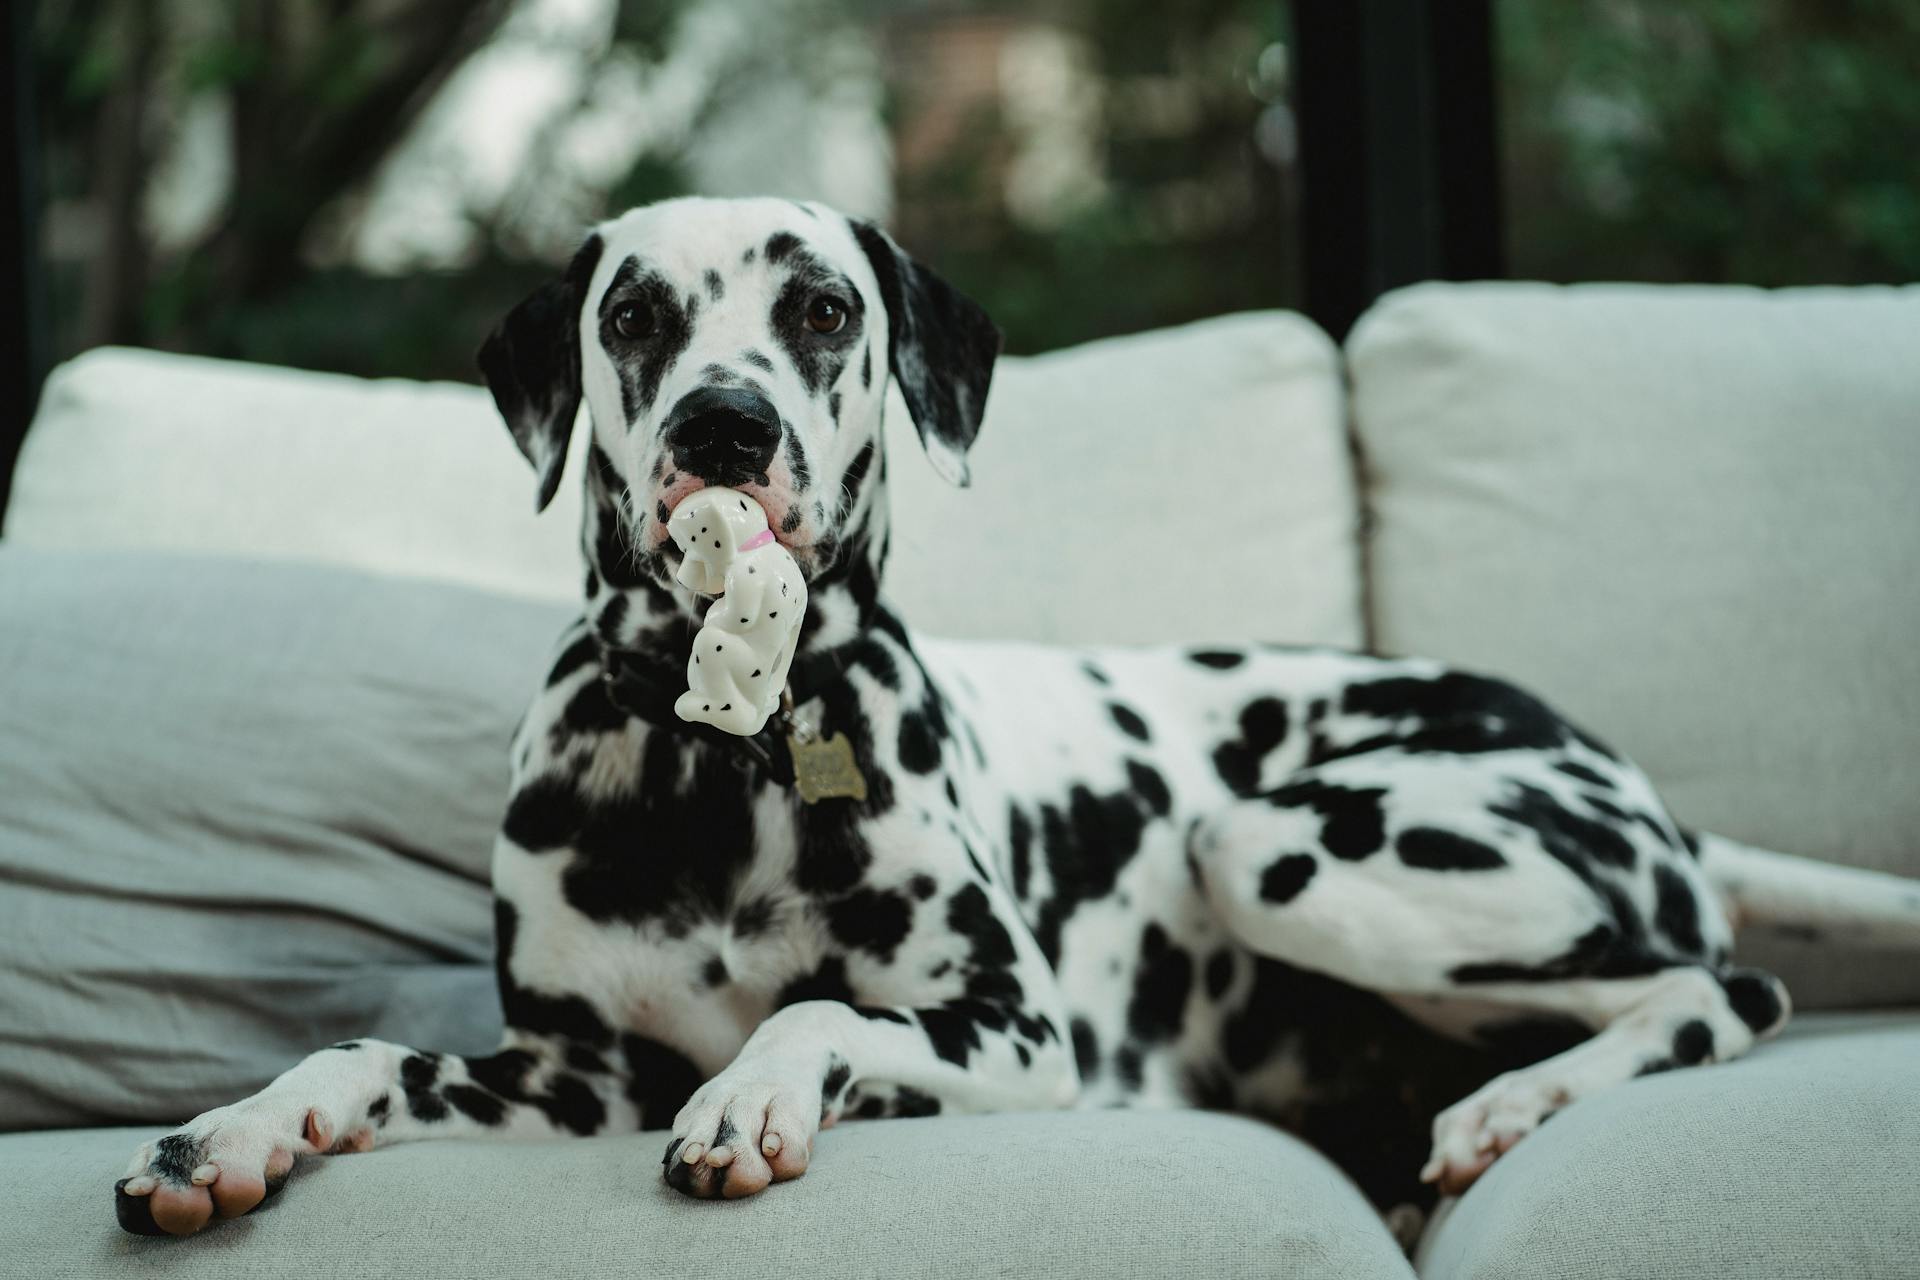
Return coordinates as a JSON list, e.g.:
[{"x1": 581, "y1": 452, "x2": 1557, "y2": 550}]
[{"x1": 741, "y1": 529, "x2": 776, "y2": 551}]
